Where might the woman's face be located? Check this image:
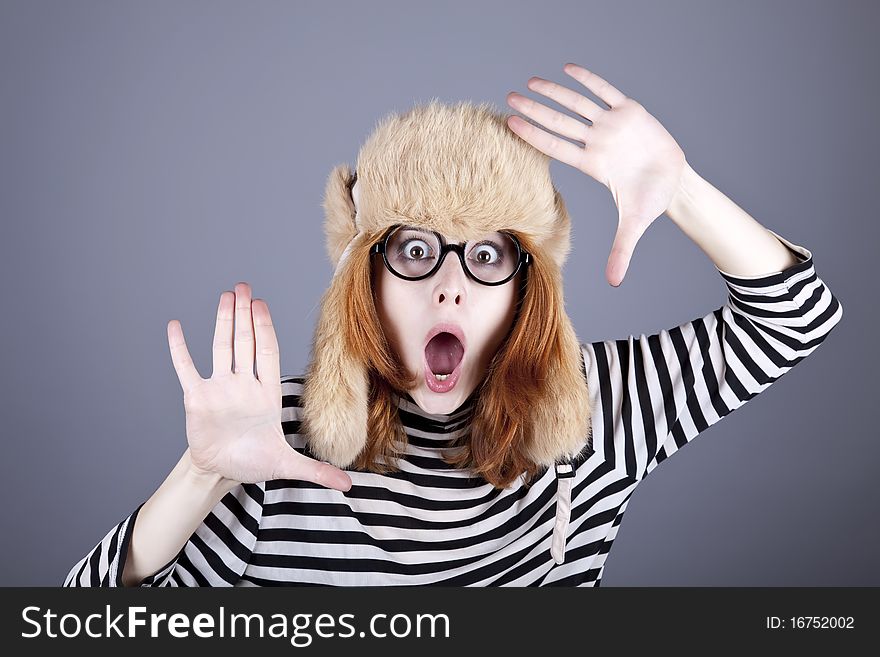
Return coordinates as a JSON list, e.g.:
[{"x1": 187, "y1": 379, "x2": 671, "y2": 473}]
[{"x1": 374, "y1": 235, "x2": 521, "y2": 415}]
